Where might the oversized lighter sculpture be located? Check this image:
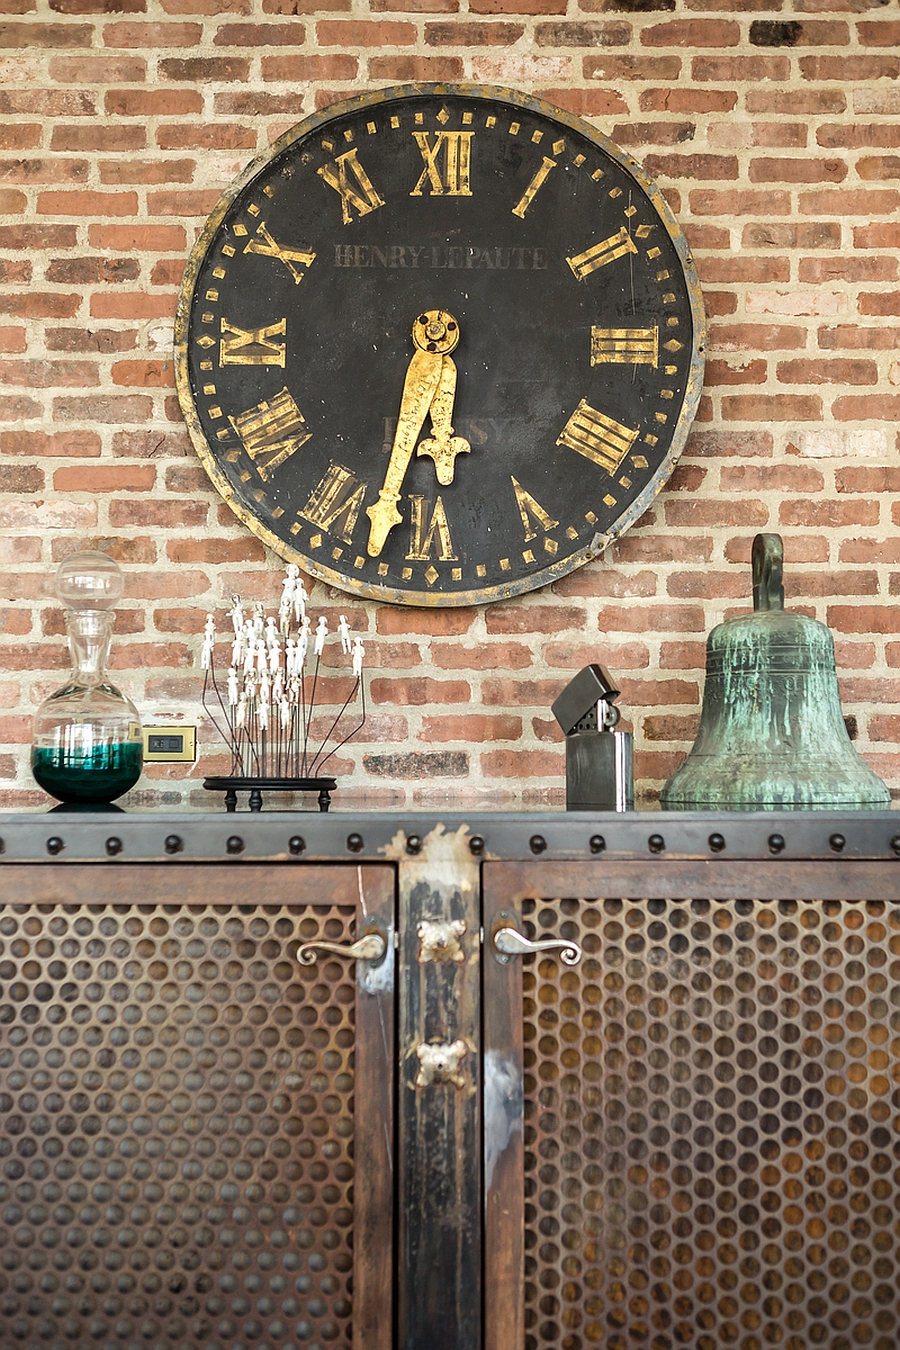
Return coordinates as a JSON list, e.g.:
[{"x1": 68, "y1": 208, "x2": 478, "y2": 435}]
[{"x1": 552, "y1": 663, "x2": 634, "y2": 812}]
